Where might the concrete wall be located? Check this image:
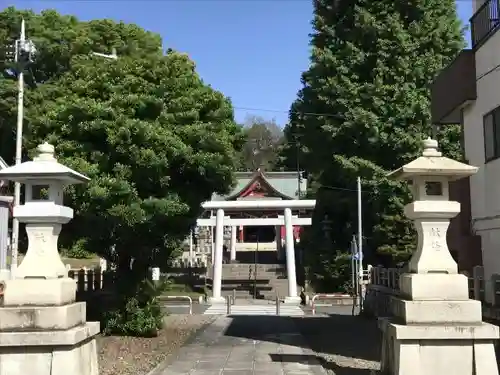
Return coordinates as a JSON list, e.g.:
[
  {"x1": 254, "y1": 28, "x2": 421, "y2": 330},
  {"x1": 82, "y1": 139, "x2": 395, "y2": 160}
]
[{"x1": 463, "y1": 28, "x2": 500, "y2": 302}]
